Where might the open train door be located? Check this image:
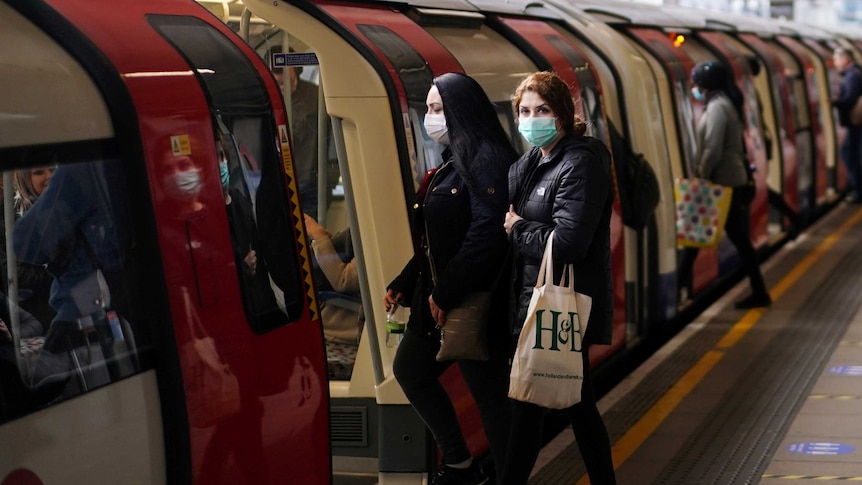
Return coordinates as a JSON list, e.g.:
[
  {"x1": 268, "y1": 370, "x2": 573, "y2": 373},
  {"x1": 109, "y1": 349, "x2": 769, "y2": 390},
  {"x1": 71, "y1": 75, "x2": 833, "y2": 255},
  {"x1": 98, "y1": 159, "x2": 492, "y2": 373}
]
[
  {"x1": 777, "y1": 35, "x2": 833, "y2": 213},
  {"x1": 231, "y1": 1, "x2": 510, "y2": 483}
]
